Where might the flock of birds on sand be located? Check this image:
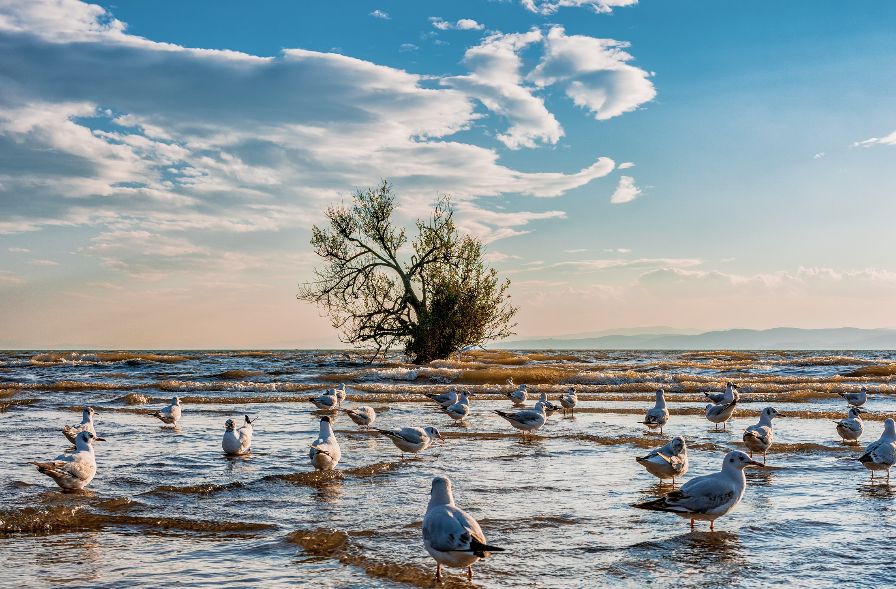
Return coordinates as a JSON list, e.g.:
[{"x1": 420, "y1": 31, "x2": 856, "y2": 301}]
[{"x1": 28, "y1": 379, "x2": 896, "y2": 582}]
